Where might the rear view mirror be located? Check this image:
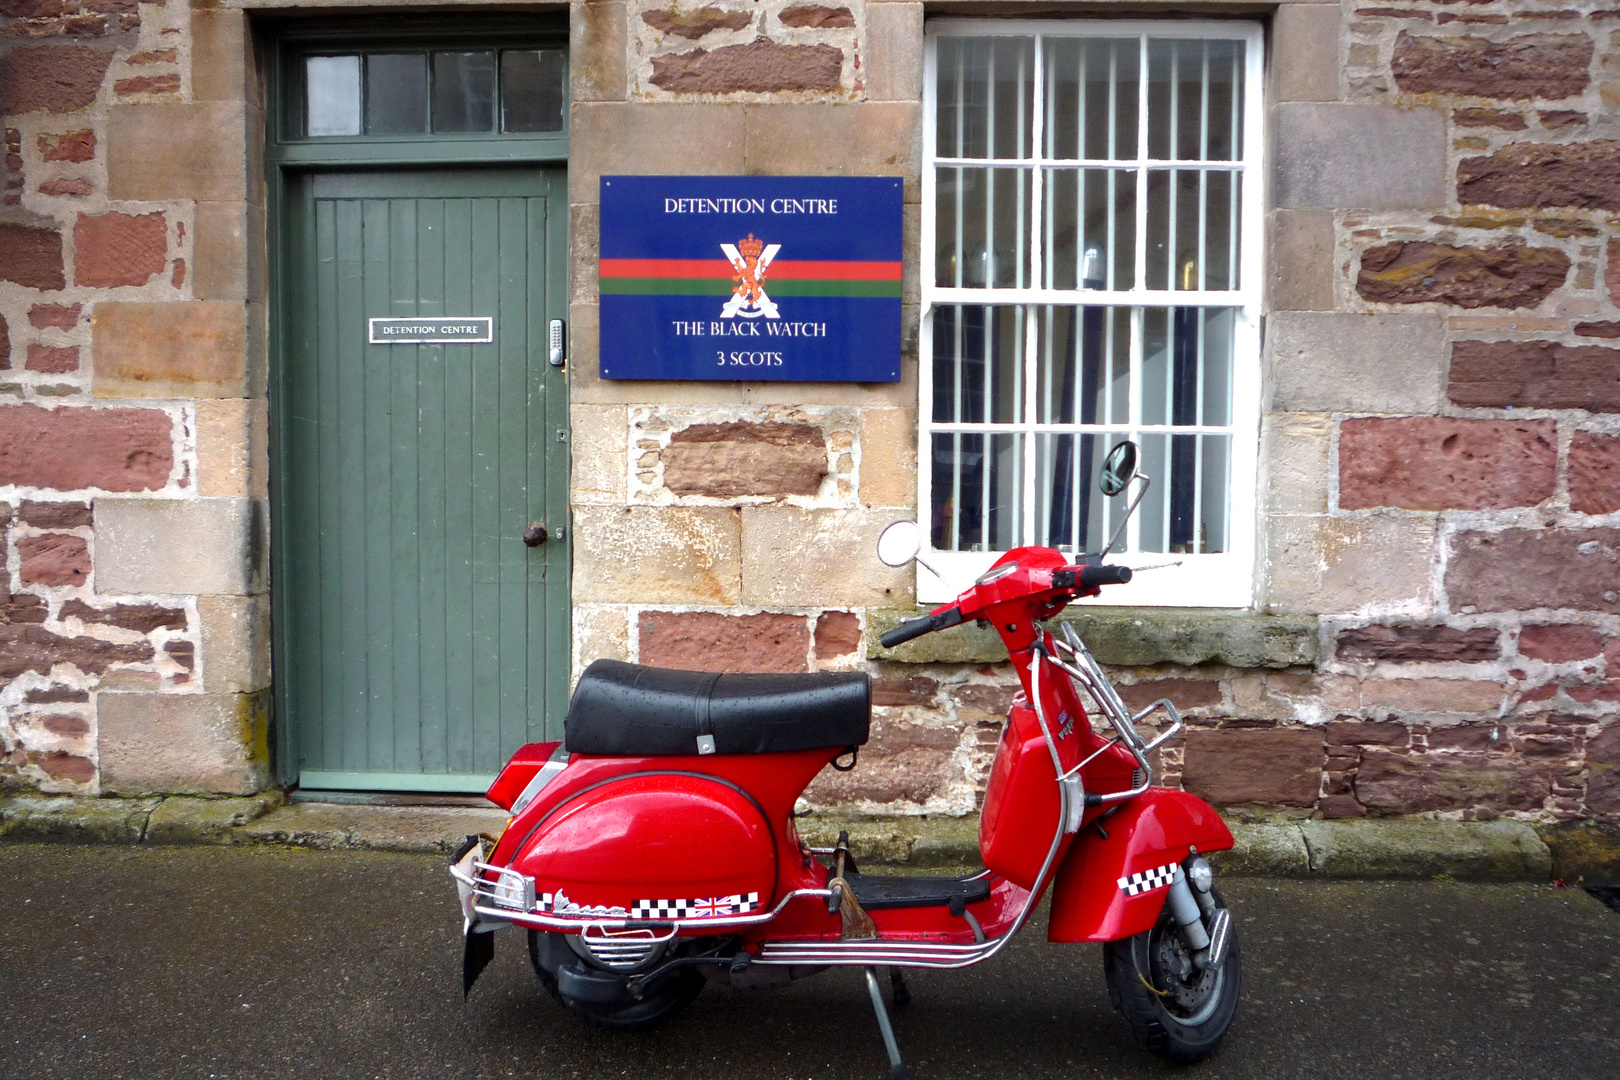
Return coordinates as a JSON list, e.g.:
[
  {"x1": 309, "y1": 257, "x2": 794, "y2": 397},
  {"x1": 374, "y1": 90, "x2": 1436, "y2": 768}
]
[
  {"x1": 1099, "y1": 440, "x2": 1139, "y2": 497},
  {"x1": 876, "y1": 520, "x2": 922, "y2": 568}
]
